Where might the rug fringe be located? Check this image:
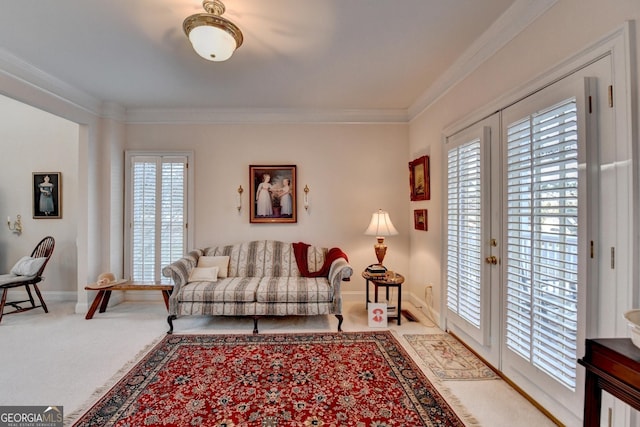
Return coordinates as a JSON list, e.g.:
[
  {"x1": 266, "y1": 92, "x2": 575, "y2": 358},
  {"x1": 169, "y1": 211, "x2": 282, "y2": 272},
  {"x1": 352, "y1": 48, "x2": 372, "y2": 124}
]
[
  {"x1": 64, "y1": 334, "x2": 166, "y2": 426},
  {"x1": 390, "y1": 330, "x2": 481, "y2": 427}
]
